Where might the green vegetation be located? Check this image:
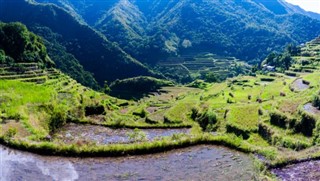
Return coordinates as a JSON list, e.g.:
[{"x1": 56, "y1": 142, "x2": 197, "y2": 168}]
[
  {"x1": 30, "y1": 26, "x2": 100, "y2": 89},
  {"x1": 1, "y1": 0, "x2": 158, "y2": 87},
  {"x1": 156, "y1": 53, "x2": 251, "y2": 83},
  {"x1": 0, "y1": 22, "x2": 54, "y2": 67},
  {"x1": 109, "y1": 76, "x2": 174, "y2": 99},
  {"x1": 36, "y1": 0, "x2": 320, "y2": 65},
  {"x1": 1, "y1": 11, "x2": 320, "y2": 181}
]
